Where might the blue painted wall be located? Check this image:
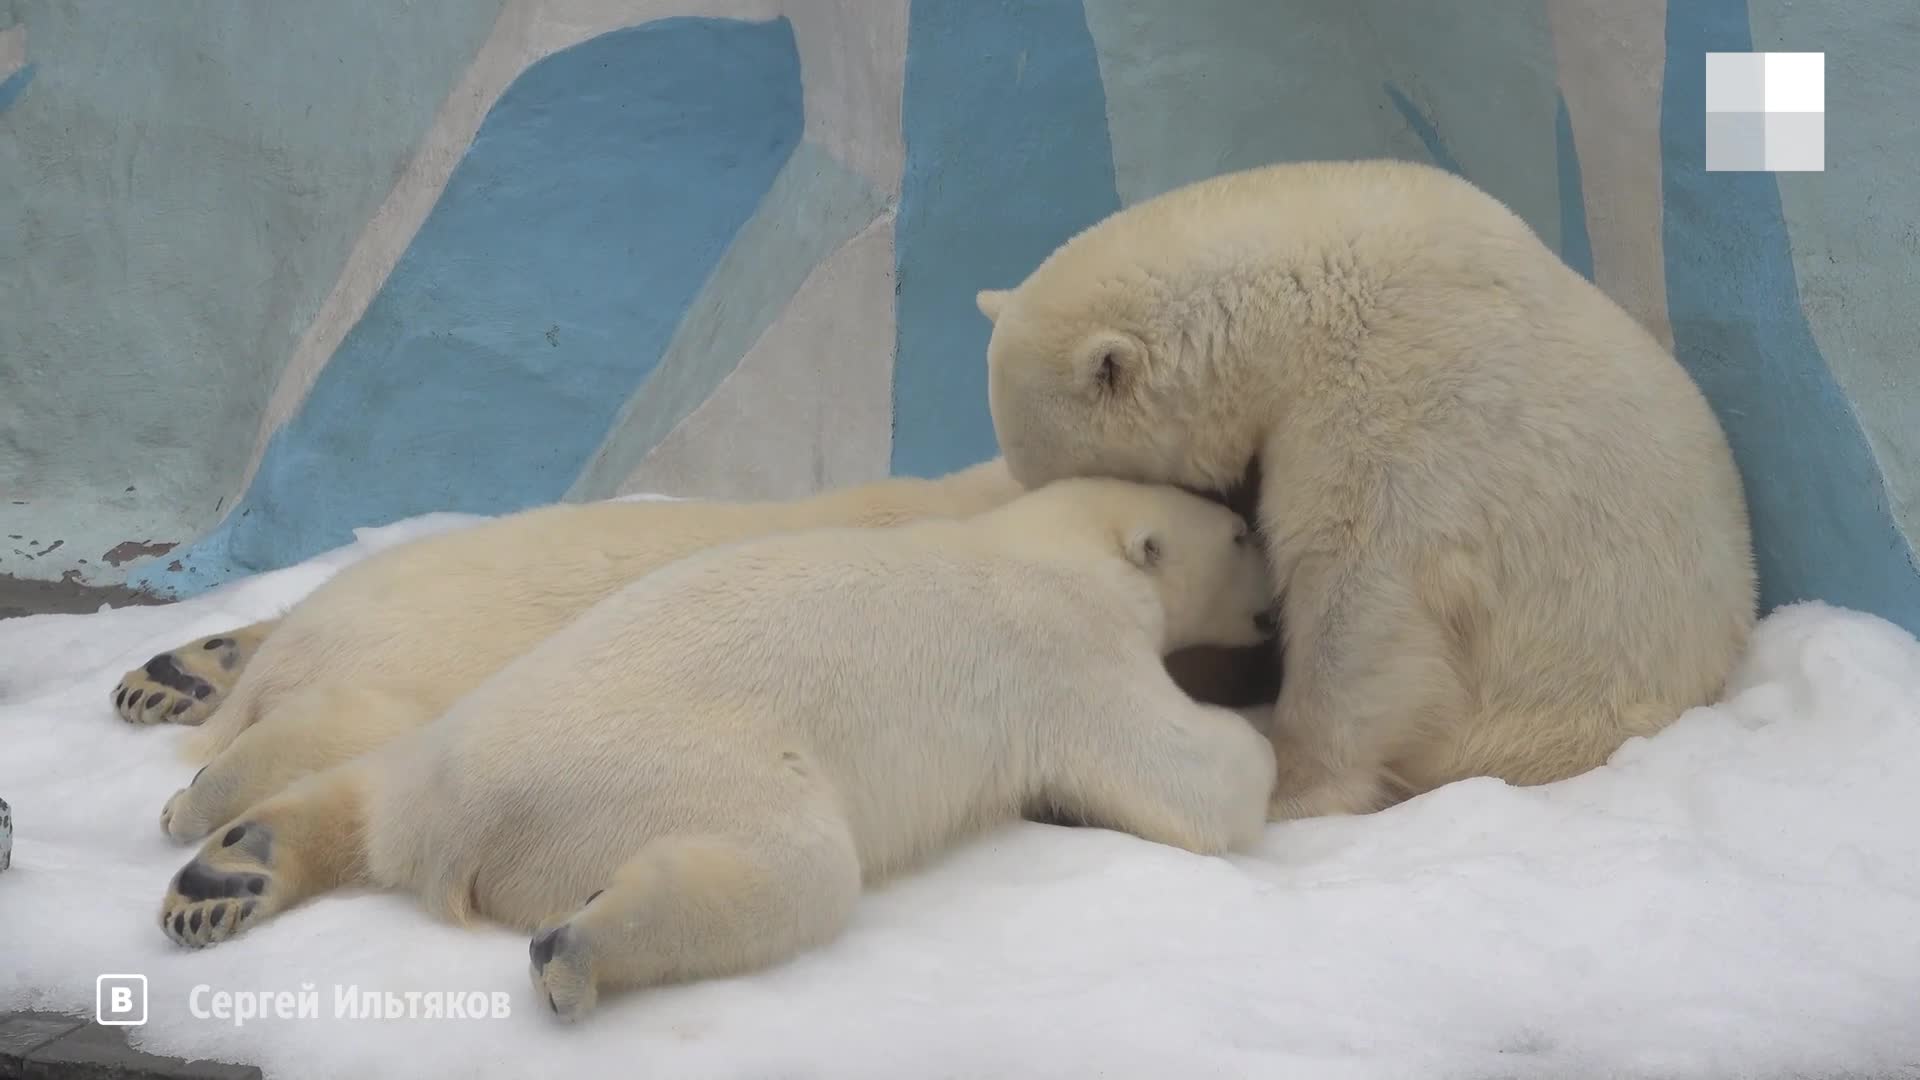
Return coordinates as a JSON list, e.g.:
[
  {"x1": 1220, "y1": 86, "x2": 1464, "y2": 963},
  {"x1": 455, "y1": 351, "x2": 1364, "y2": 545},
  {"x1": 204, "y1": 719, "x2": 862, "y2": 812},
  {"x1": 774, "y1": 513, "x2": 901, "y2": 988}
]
[
  {"x1": 1553, "y1": 94, "x2": 1594, "y2": 283},
  {"x1": 0, "y1": 62, "x2": 31, "y2": 111},
  {"x1": 1661, "y1": 0, "x2": 1920, "y2": 629},
  {"x1": 890, "y1": 0, "x2": 1121, "y2": 478},
  {"x1": 0, "y1": 0, "x2": 504, "y2": 583},
  {"x1": 5, "y1": 0, "x2": 1916, "y2": 639},
  {"x1": 569, "y1": 139, "x2": 888, "y2": 499},
  {"x1": 133, "y1": 17, "x2": 803, "y2": 593}
]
